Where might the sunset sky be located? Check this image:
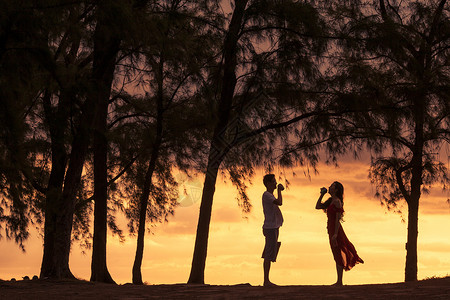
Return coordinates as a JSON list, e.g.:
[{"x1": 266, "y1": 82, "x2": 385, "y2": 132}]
[{"x1": 1, "y1": 154, "x2": 449, "y2": 286}]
